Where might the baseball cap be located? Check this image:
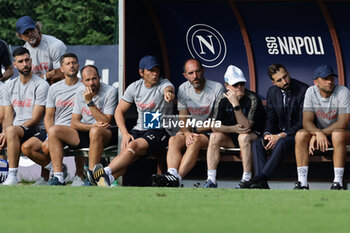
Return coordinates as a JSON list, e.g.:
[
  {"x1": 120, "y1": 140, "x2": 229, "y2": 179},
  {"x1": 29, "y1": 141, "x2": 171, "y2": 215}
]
[
  {"x1": 139, "y1": 55, "x2": 160, "y2": 70},
  {"x1": 224, "y1": 65, "x2": 247, "y2": 86},
  {"x1": 313, "y1": 65, "x2": 338, "y2": 80},
  {"x1": 16, "y1": 16, "x2": 36, "y2": 34}
]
